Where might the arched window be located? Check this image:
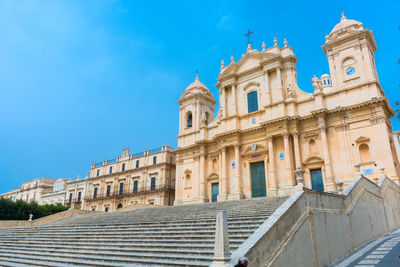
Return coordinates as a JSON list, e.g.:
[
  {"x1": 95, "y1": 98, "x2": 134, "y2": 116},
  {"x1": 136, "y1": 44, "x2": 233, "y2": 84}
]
[
  {"x1": 117, "y1": 203, "x2": 123, "y2": 209},
  {"x1": 359, "y1": 144, "x2": 370, "y2": 163},
  {"x1": 309, "y1": 139, "x2": 317, "y2": 154},
  {"x1": 187, "y1": 112, "x2": 193, "y2": 127},
  {"x1": 247, "y1": 91, "x2": 258, "y2": 113}
]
